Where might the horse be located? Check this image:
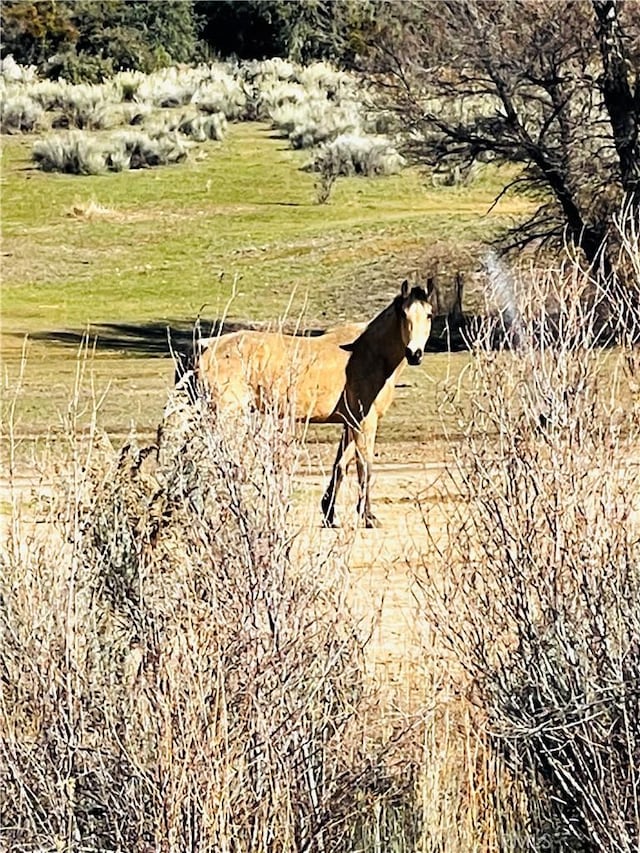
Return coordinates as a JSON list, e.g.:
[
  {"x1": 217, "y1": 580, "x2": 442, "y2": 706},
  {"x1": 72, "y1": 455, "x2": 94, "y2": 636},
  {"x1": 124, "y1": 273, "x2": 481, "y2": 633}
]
[{"x1": 188, "y1": 279, "x2": 434, "y2": 527}]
